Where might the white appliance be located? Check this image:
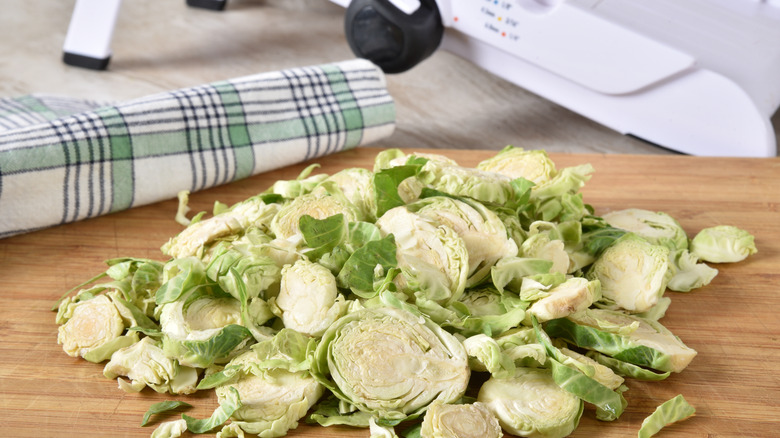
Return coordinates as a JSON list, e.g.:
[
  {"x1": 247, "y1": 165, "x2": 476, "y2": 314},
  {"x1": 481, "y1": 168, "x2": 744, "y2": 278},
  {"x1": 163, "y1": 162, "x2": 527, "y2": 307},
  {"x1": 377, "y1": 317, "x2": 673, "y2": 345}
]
[
  {"x1": 62, "y1": 0, "x2": 780, "y2": 157},
  {"x1": 335, "y1": 0, "x2": 780, "y2": 157}
]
